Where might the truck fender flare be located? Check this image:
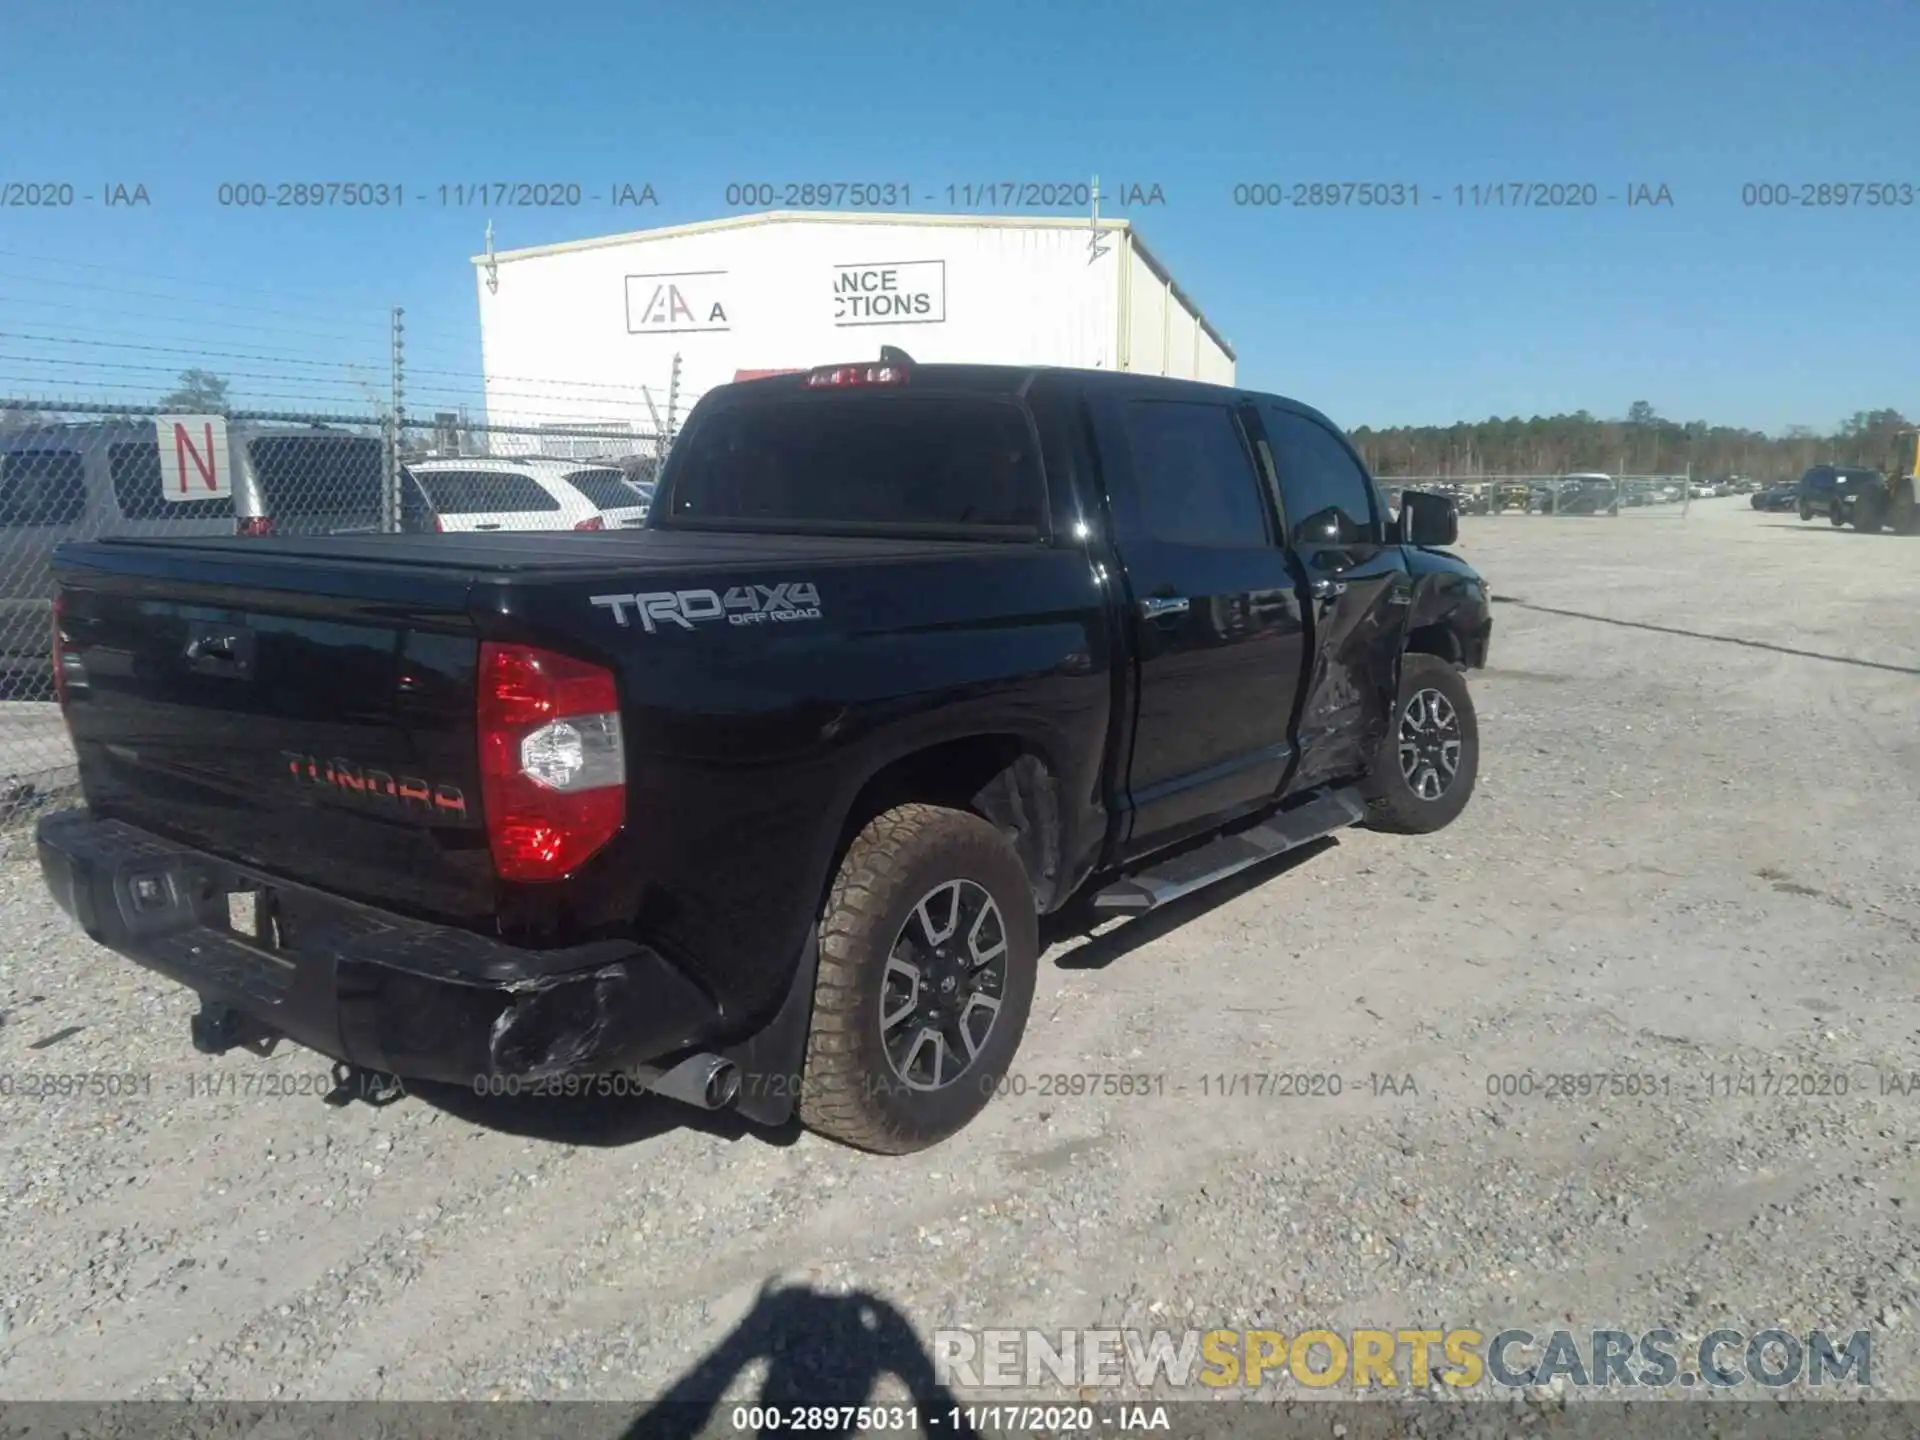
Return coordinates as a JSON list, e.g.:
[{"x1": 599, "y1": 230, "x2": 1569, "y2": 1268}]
[{"x1": 829, "y1": 733, "x2": 1074, "y2": 915}]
